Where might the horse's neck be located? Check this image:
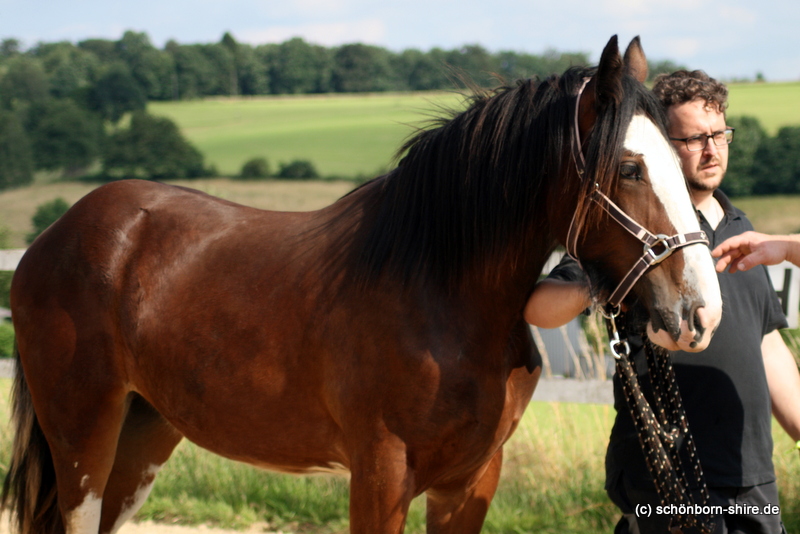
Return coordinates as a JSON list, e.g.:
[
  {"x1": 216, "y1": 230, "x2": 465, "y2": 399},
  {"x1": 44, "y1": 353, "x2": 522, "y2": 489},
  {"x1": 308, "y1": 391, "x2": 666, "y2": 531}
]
[{"x1": 322, "y1": 177, "x2": 555, "y2": 306}]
